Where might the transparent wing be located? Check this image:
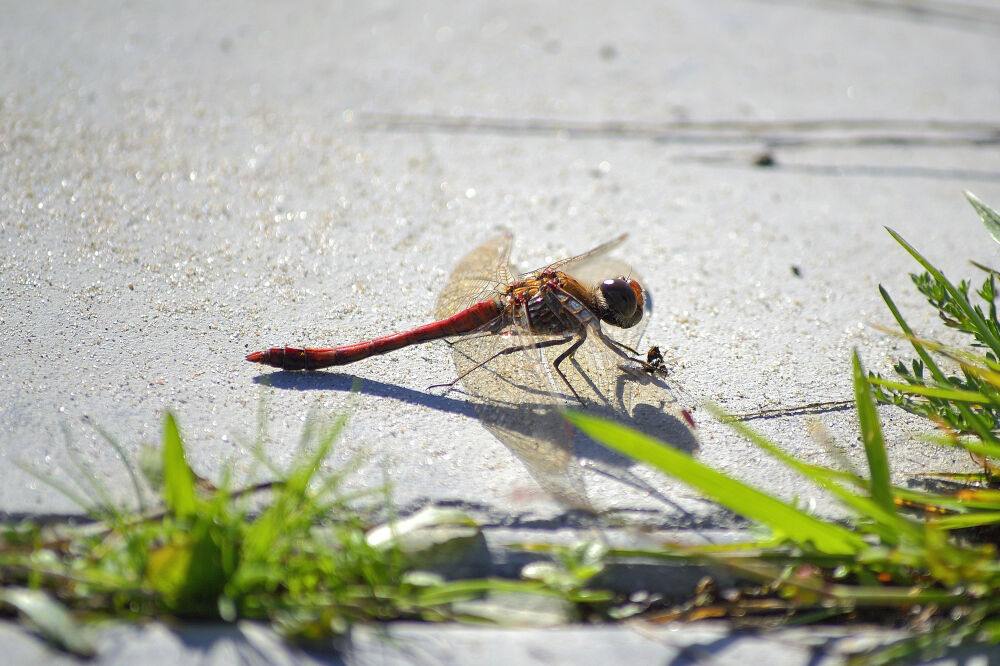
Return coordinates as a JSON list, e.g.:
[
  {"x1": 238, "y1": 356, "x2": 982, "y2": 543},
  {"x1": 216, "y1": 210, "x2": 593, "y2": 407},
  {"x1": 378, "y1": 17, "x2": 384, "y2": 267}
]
[
  {"x1": 436, "y1": 233, "x2": 695, "y2": 511},
  {"x1": 441, "y1": 335, "x2": 592, "y2": 508},
  {"x1": 434, "y1": 230, "x2": 513, "y2": 318},
  {"x1": 542, "y1": 233, "x2": 628, "y2": 275},
  {"x1": 434, "y1": 233, "x2": 592, "y2": 509},
  {"x1": 487, "y1": 292, "x2": 695, "y2": 510}
]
